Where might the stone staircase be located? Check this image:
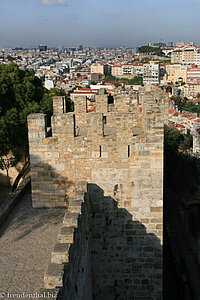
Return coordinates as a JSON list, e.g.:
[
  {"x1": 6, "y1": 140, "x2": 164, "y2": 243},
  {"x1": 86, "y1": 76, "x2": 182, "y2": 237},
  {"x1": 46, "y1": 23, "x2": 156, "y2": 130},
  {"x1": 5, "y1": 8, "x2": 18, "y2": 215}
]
[{"x1": 38, "y1": 182, "x2": 87, "y2": 298}]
